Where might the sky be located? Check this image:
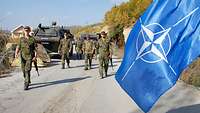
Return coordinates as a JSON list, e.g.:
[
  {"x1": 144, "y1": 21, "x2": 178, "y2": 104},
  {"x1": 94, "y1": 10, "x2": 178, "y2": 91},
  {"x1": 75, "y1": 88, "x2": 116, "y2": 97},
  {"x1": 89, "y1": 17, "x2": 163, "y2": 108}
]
[{"x1": 0, "y1": 0, "x2": 128, "y2": 30}]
